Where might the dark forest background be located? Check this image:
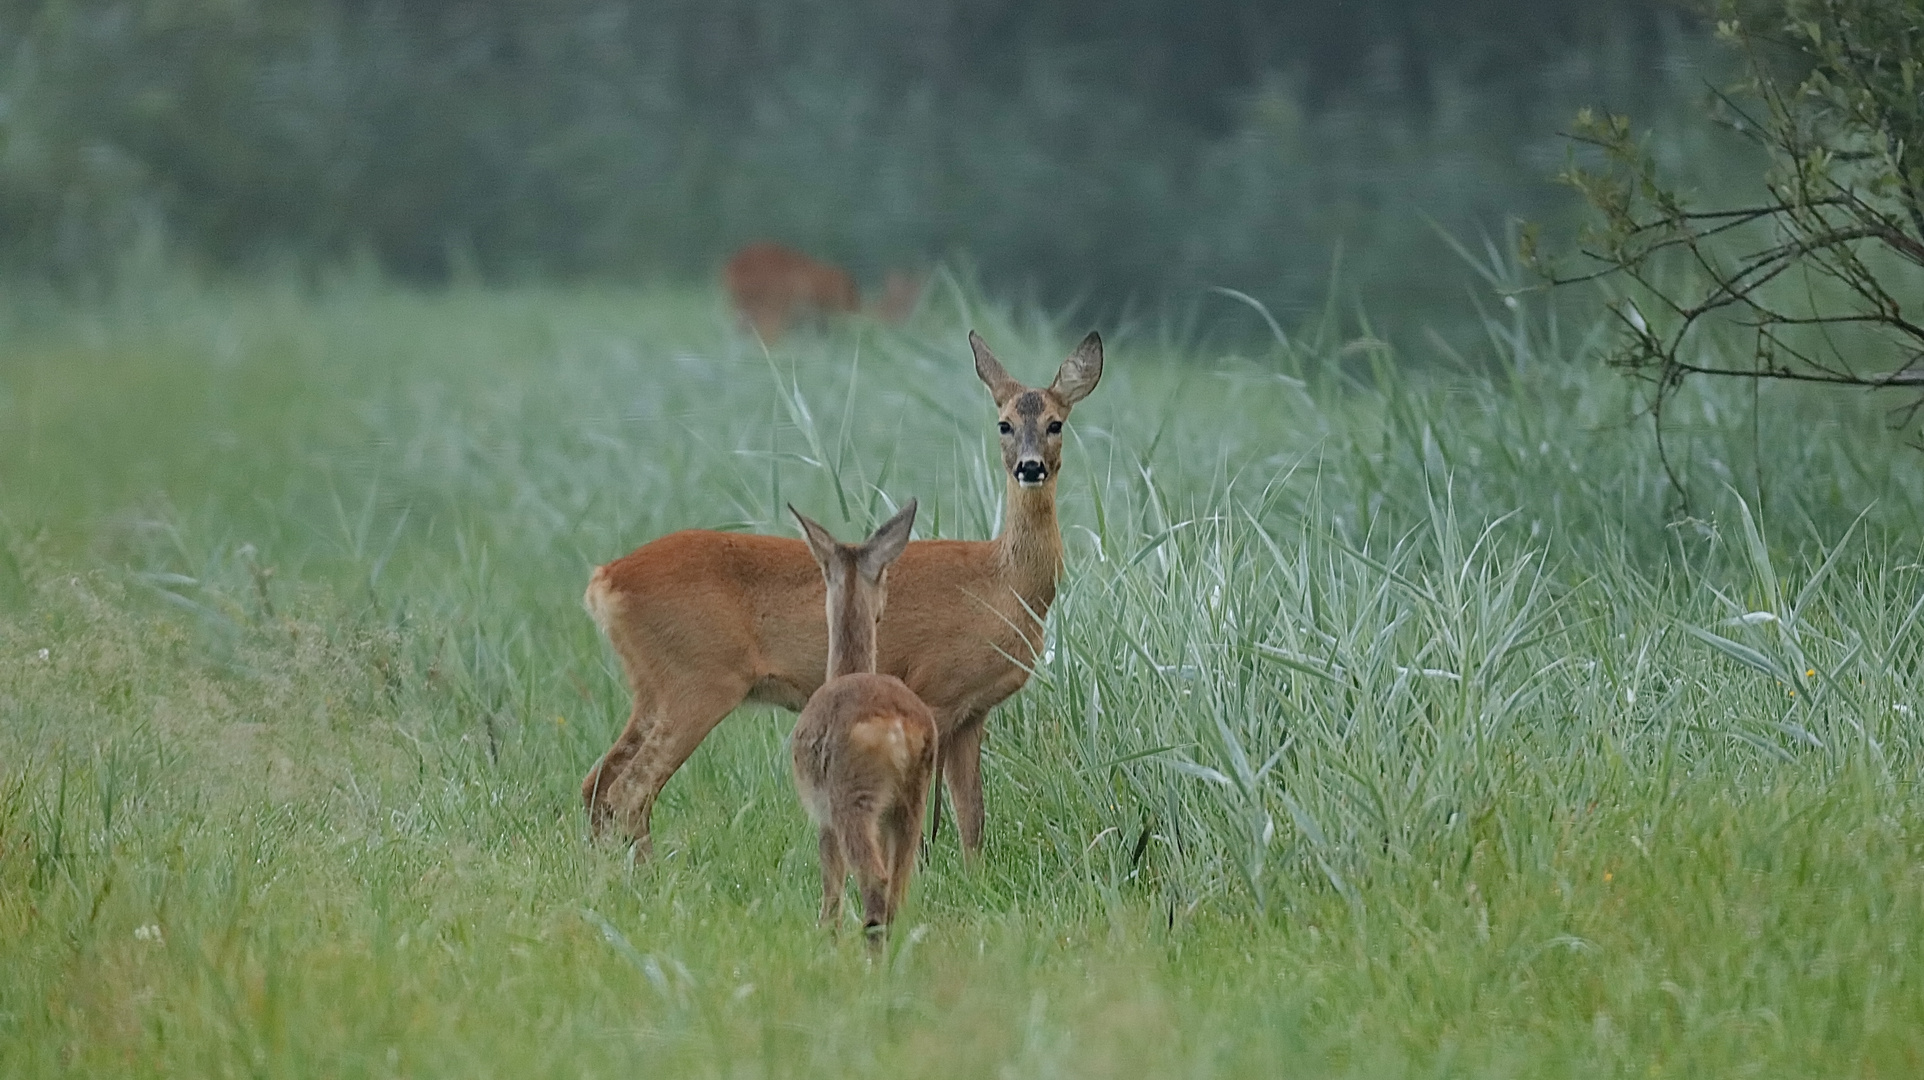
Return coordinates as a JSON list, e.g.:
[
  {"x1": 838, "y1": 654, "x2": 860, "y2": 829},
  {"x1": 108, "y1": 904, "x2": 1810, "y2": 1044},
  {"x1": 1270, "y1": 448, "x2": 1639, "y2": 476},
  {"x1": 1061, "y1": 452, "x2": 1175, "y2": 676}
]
[{"x1": 0, "y1": 1, "x2": 1737, "y2": 333}]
